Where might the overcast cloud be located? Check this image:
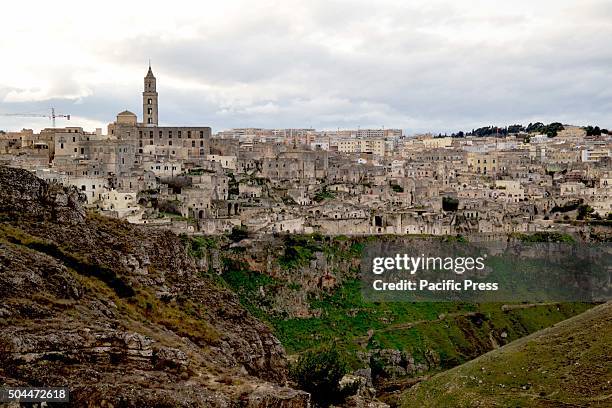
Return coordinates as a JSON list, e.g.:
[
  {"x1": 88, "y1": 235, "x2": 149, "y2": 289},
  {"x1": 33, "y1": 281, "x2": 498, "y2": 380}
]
[{"x1": 1, "y1": 0, "x2": 612, "y2": 133}]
